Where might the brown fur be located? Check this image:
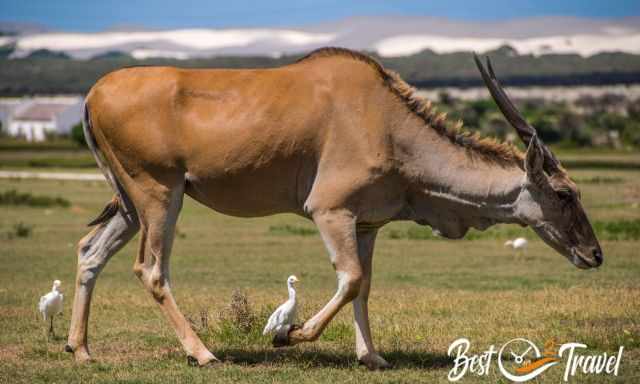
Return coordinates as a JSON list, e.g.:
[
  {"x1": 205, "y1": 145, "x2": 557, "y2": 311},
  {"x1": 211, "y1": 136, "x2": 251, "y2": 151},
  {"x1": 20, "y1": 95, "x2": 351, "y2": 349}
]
[{"x1": 298, "y1": 47, "x2": 524, "y2": 165}]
